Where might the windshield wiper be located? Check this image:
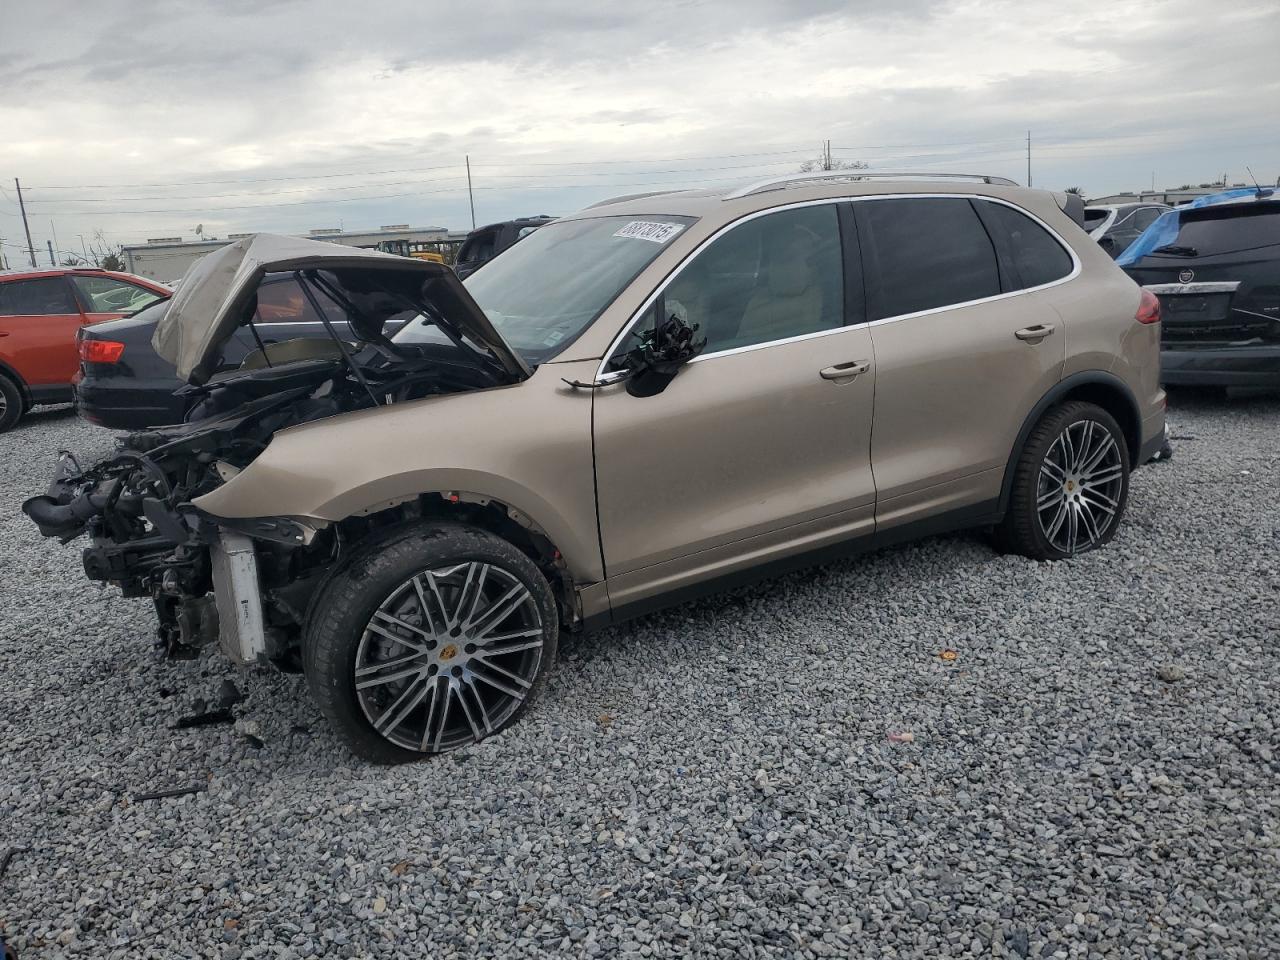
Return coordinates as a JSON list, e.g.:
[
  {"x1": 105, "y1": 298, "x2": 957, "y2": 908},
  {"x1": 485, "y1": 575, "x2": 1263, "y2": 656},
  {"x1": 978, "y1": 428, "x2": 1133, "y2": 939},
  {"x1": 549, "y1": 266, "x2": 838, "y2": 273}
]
[{"x1": 1153, "y1": 244, "x2": 1198, "y2": 257}]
